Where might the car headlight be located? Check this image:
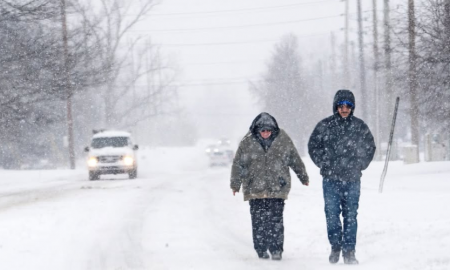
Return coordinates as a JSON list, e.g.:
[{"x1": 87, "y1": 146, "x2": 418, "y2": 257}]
[
  {"x1": 123, "y1": 156, "x2": 134, "y2": 166},
  {"x1": 87, "y1": 157, "x2": 98, "y2": 167}
]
